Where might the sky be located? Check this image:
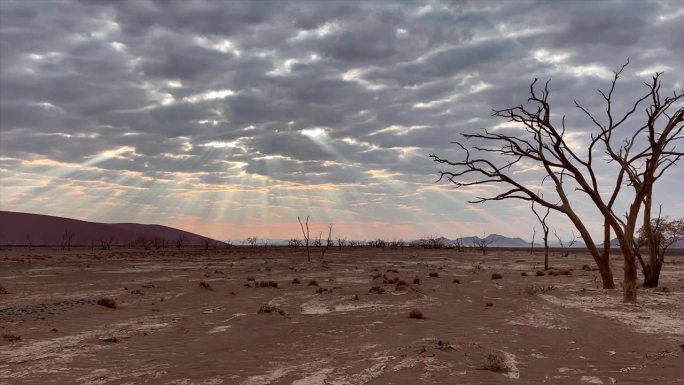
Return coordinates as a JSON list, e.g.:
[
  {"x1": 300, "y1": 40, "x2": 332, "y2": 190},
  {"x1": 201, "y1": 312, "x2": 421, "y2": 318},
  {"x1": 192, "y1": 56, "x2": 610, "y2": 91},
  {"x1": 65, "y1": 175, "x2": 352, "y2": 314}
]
[{"x1": 0, "y1": 0, "x2": 683, "y2": 242}]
